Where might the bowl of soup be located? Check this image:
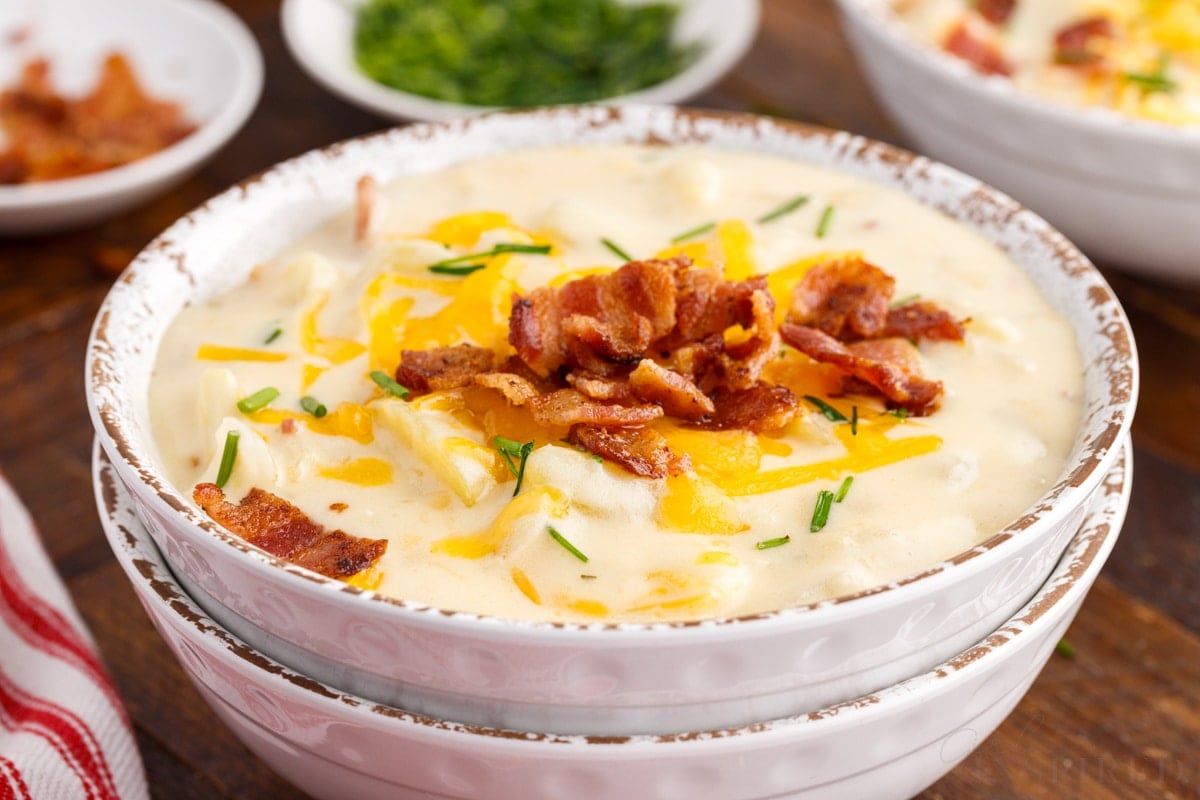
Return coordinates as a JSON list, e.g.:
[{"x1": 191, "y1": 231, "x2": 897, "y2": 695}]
[
  {"x1": 835, "y1": 0, "x2": 1200, "y2": 284},
  {"x1": 86, "y1": 104, "x2": 1137, "y2": 736}
]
